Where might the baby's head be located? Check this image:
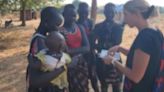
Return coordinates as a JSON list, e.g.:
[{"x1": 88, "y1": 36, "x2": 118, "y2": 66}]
[{"x1": 45, "y1": 31, "x2": 66, "y2": 53}]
